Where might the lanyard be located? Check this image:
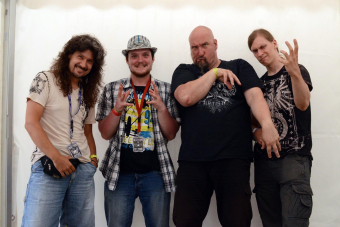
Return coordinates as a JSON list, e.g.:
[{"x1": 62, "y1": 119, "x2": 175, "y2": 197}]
[
  {"x1": 130, "y1": 77, "x2": 151, "y2": 133},
  {"x1": 68, "y1": 84, "x2": 82, "y2": 141}
]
